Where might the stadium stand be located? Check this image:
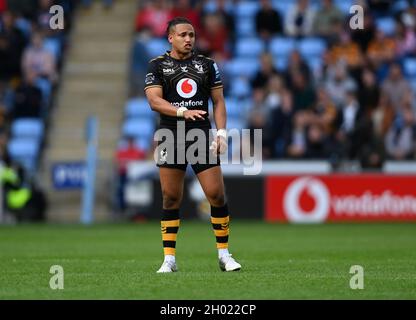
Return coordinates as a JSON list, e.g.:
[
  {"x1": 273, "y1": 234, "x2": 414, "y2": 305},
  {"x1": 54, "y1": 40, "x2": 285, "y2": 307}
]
[
  {"x1": 4, "y1": 0, "x2": 414, "y2": 219},
  {"x1": 125, "y1": 0, "x2": 416, "y2": 168},
  {"x1": 0, "y1": 0, "x2": 77, "y2": 220},
  {"x1": 116, "y1": 0, "x2": 416, "y2": 214}
]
